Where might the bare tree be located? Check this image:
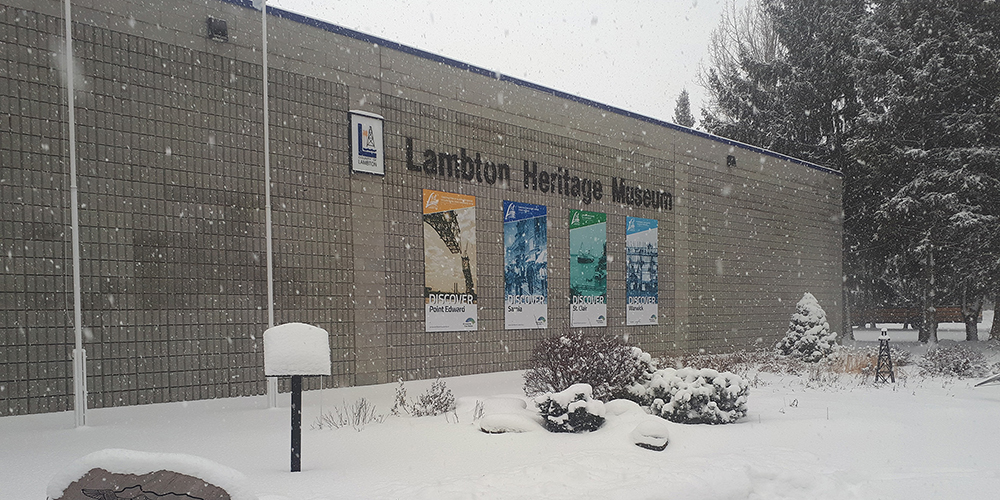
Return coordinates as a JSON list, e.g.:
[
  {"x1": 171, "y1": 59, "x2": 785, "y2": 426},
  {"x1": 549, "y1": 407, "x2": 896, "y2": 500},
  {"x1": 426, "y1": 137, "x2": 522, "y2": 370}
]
[{"x1": 698, "y1": 0, "x2": 785, "y2": 147}]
